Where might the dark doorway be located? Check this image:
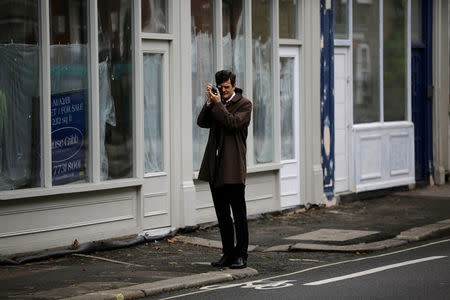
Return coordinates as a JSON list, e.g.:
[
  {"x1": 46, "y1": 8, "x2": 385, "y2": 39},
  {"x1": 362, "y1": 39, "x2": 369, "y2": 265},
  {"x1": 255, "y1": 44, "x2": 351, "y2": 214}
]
[{"x1": 411, "y1": 0, "x2": 433, "y2": 183}]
